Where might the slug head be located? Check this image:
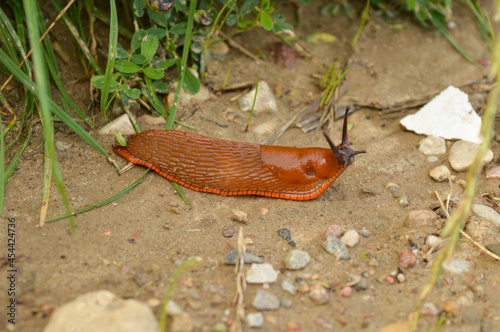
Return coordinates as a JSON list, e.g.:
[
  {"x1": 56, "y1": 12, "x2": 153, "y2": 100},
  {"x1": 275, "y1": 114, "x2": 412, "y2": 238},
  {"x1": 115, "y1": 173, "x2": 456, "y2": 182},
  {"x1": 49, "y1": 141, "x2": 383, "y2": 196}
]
[{"x1": 323, "y1": 106, "x2": 366, "y2": 168}]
